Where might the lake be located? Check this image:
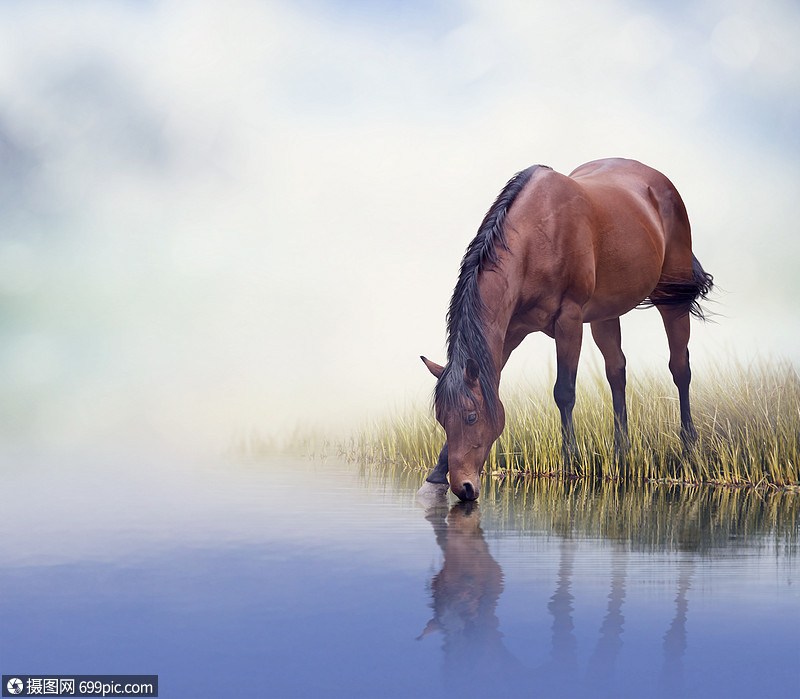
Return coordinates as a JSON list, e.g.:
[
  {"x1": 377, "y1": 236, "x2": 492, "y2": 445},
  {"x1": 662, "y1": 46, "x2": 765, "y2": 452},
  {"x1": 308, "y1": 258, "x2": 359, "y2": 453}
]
[{"x1": 1, "y1": 448, "x2": 798, "y2": 698}]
